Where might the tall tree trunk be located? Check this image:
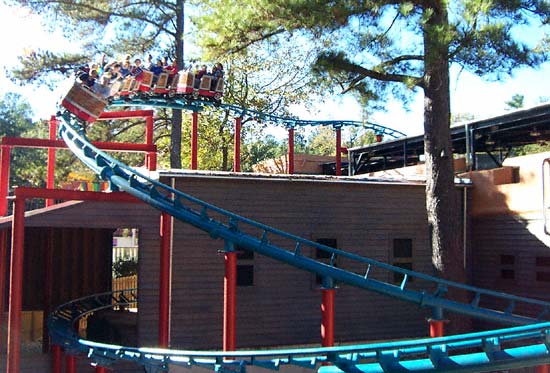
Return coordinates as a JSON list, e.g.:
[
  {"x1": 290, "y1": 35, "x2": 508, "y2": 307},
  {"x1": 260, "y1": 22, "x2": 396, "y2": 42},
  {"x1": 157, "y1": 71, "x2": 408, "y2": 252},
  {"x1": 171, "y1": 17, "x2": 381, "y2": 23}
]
[
  {"x1": 170, "y1": 0, "x2": 185, "y2": 169},
  {"x1": 423, "y1": 0, "x2": 469, "y2": 333},
  {"x1": 422, "y1": 0, "x2": 463, "y2": 282}
]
